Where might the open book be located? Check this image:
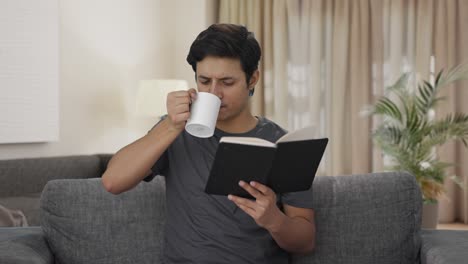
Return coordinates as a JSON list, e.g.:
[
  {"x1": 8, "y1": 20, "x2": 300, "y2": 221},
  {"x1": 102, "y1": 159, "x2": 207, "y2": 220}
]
[{"x1": 205, "y1": 126, "x2": 328, "y2": 198}]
